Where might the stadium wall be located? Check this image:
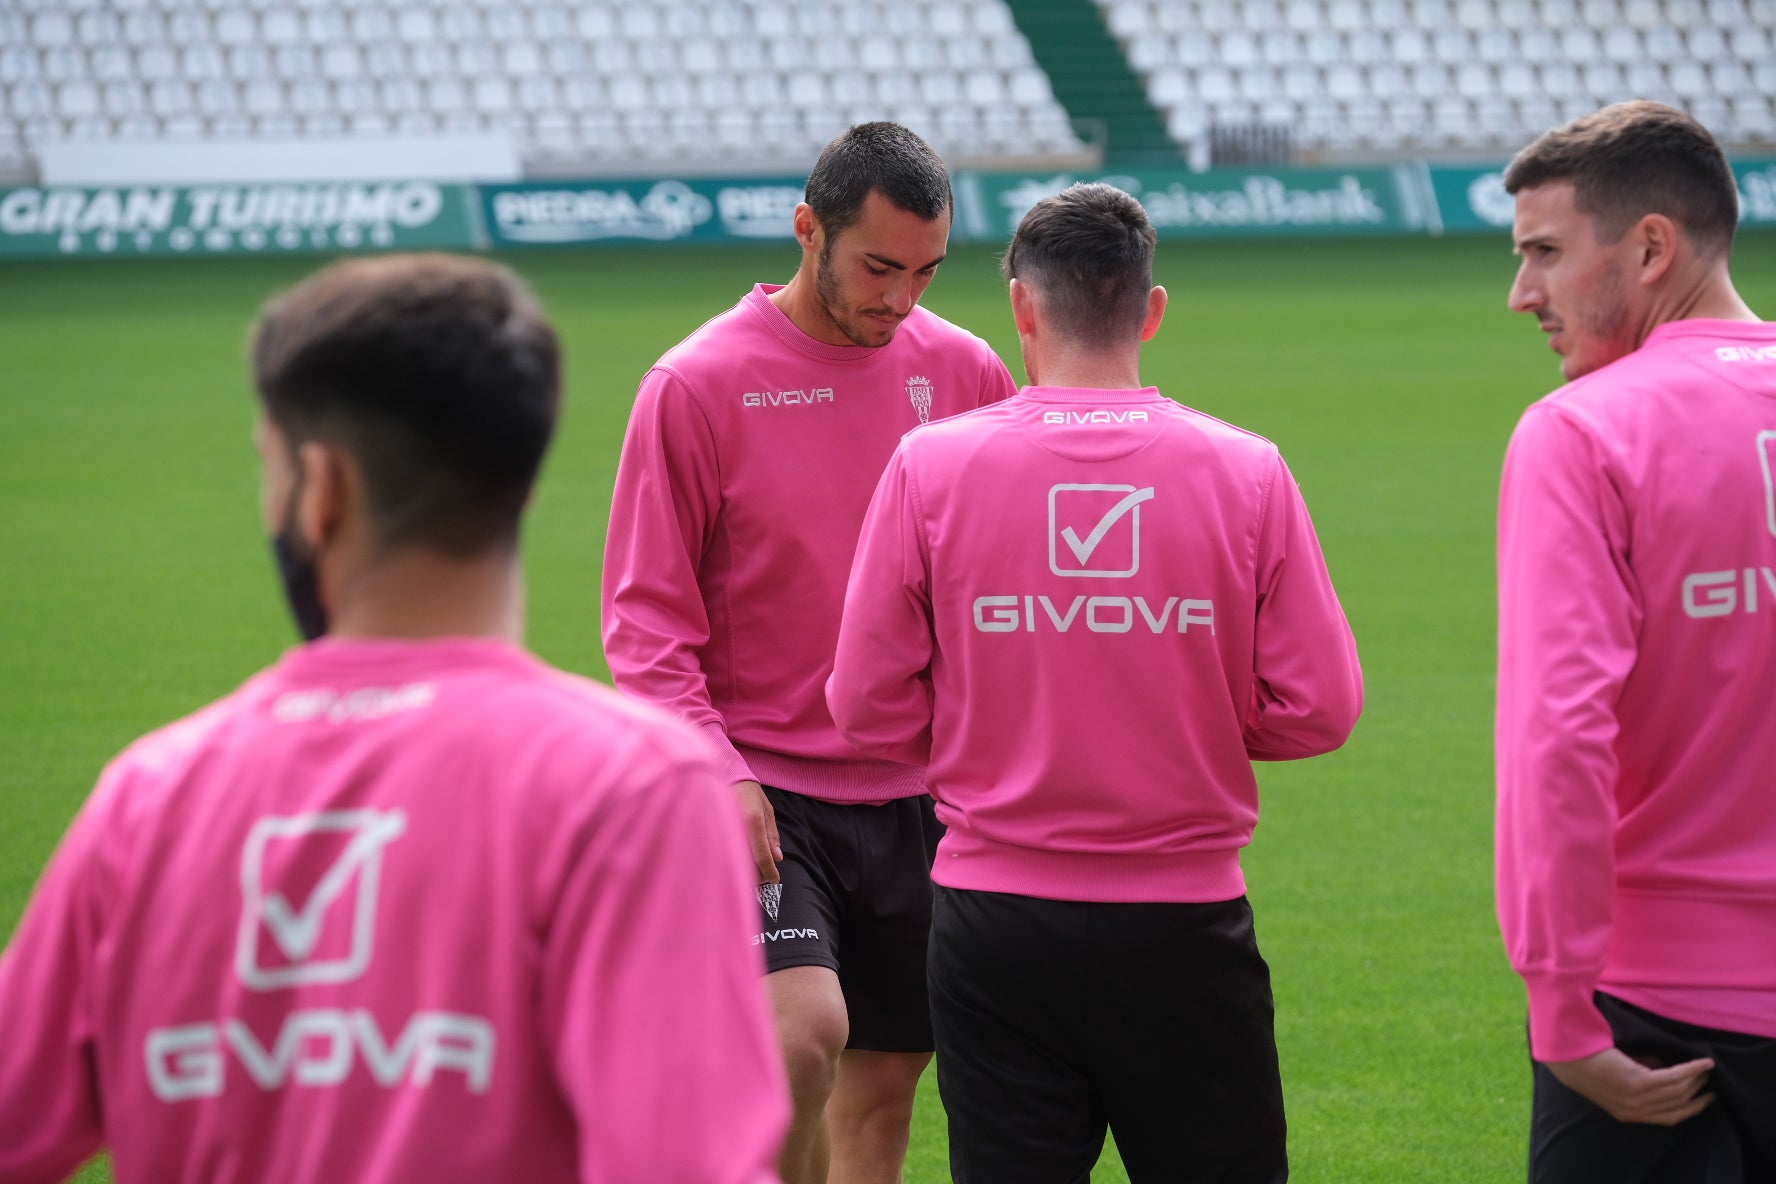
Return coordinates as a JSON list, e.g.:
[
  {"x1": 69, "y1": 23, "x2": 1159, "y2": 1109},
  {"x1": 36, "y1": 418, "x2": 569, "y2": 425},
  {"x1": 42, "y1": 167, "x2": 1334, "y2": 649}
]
[{"x1": 6, "y1": 160, "x2": 1776, "y2": 259}]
